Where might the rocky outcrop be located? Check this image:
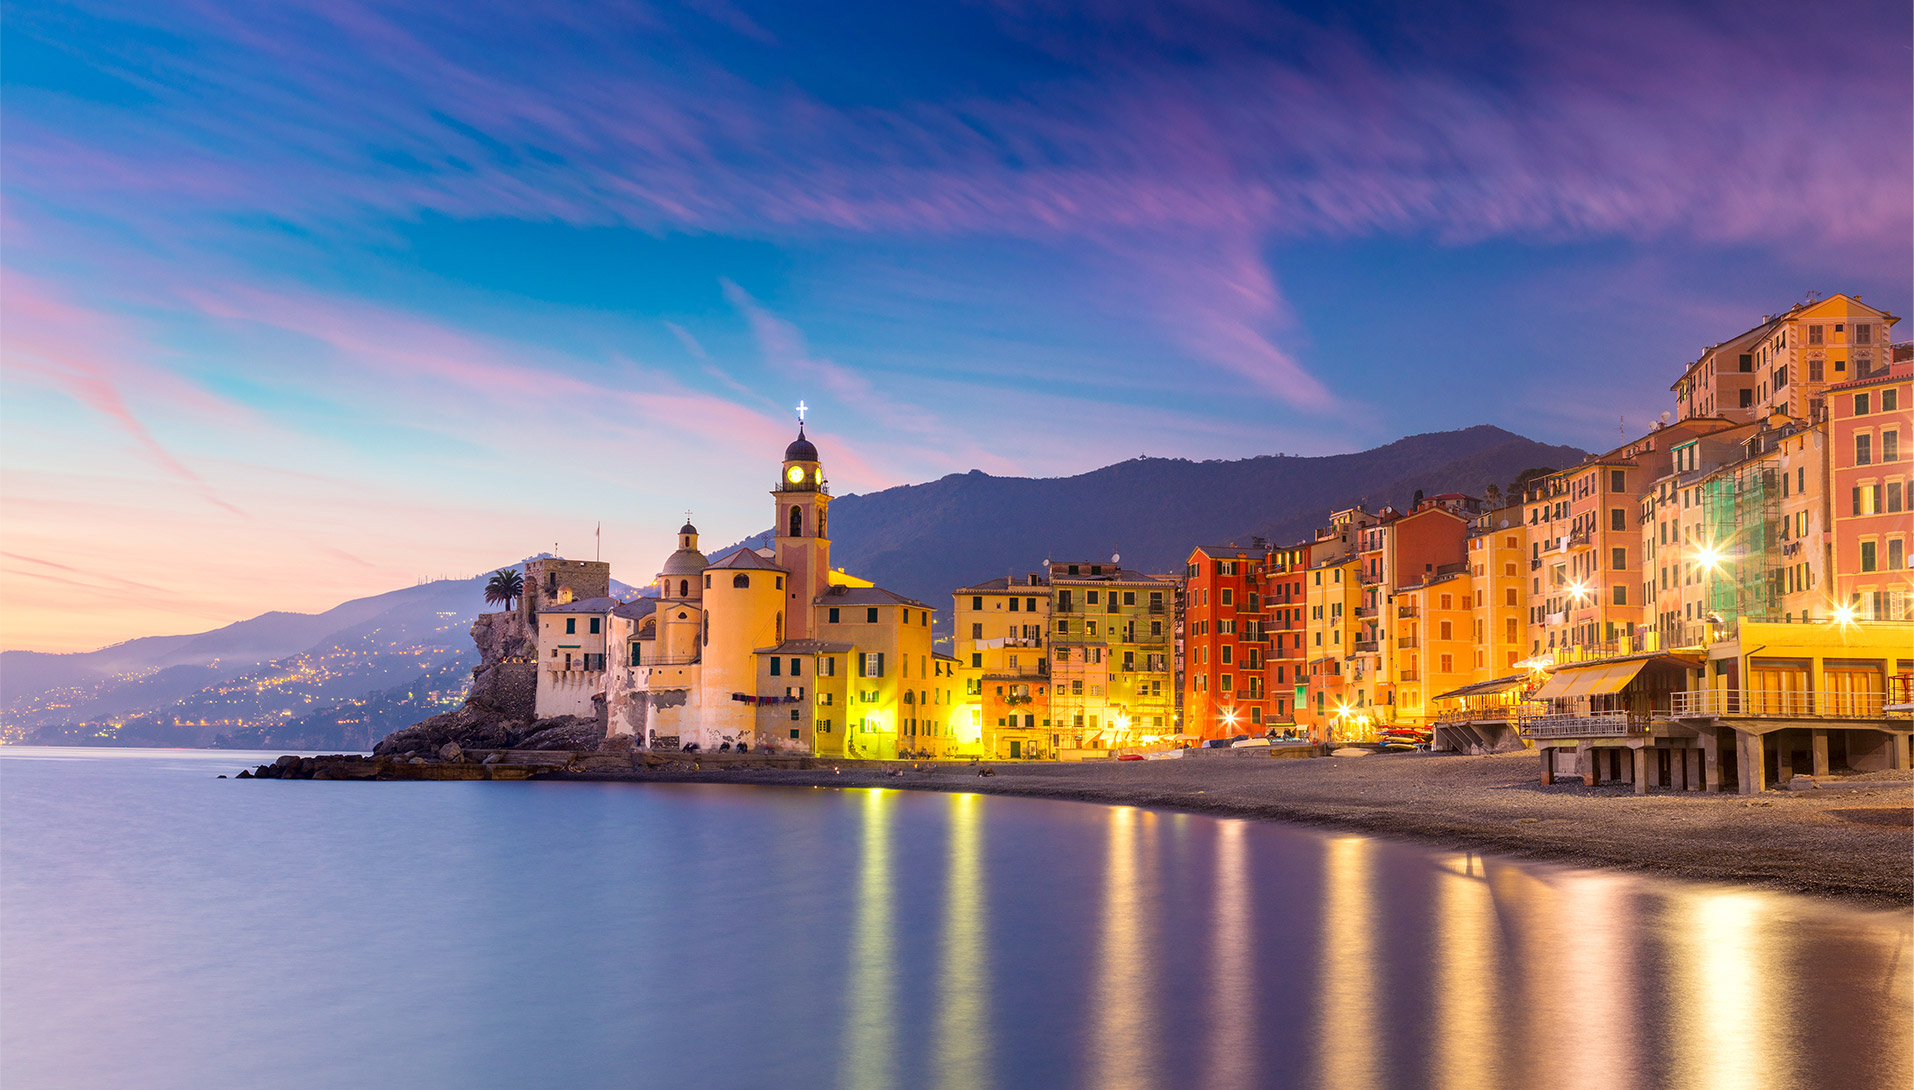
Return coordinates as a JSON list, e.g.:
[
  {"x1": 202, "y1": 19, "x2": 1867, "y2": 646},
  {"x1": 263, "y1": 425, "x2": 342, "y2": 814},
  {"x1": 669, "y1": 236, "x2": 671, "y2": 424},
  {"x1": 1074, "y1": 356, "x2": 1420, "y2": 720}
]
[
  {"x1": 468, "y1": 612, "x2": 537, "y2": 719},
  {"x1": 371, "y1": 707, "x2": 601, "y2": 757}
]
